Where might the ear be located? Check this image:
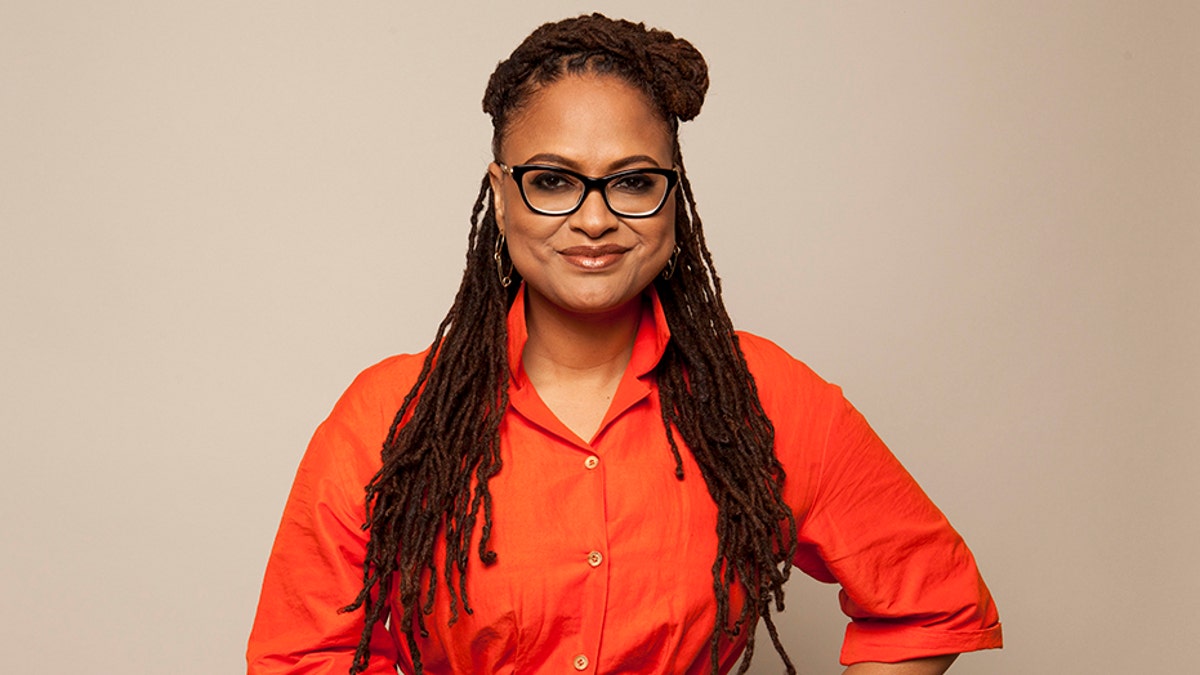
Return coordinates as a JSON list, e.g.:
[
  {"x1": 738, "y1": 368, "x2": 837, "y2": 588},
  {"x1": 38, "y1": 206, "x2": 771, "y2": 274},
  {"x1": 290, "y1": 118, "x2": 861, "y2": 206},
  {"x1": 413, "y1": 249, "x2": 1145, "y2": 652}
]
[{"x1": 487, "y1": 162, "x2": 506, "y2": 234}]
